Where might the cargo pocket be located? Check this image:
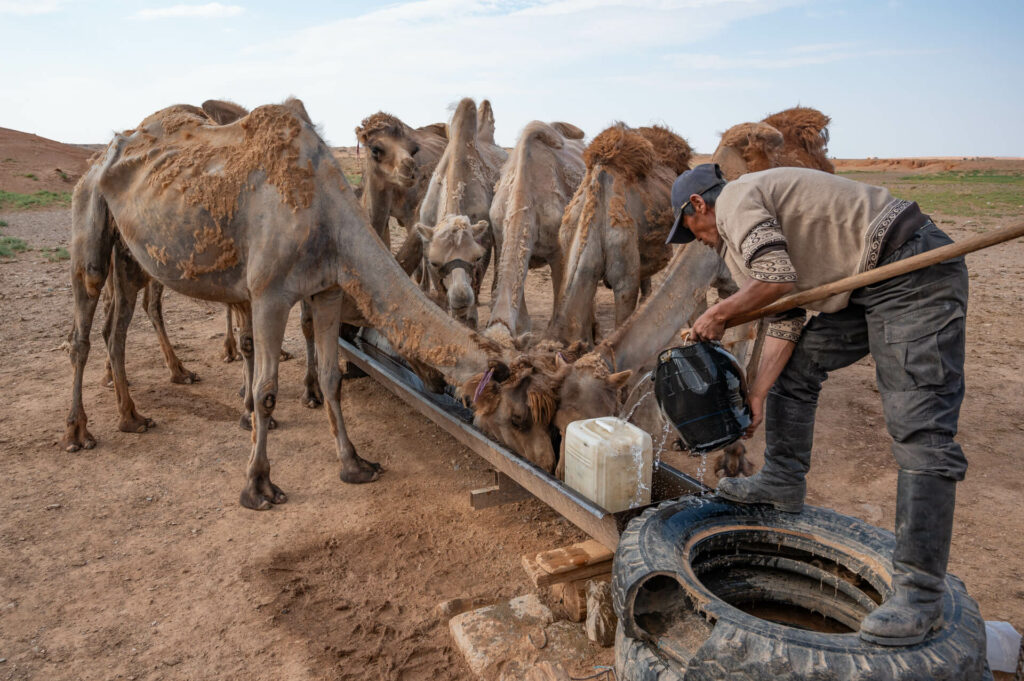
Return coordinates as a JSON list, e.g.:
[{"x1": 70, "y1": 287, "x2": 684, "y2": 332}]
[{"x1": 882, "y1": 302, "x2": 965, "y2": 390}]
